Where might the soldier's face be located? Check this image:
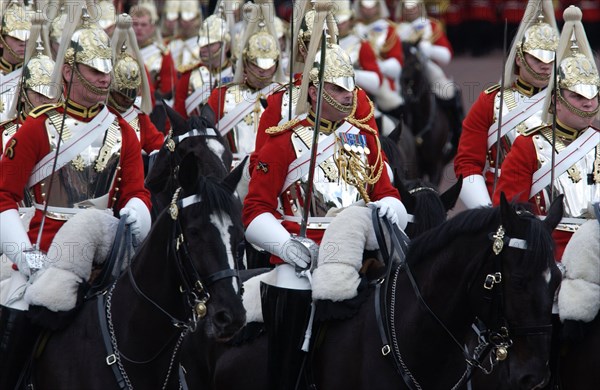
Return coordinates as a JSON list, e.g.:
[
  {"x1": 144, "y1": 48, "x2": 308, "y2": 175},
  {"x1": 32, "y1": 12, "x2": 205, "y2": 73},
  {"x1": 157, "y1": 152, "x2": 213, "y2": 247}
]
[
  {"x1": 25, "y1": 90, "x2": 56, "y2": 109},
  {"x1": 310, "y1": 82, "x2": 354, "y2": 123},
  {"x1": 64, "y1": 63, "x2": 111, "y2": 106},
  {"x1": 133, "y1": 14, "x2": 155, "y2": 43},
  {"x1": 359, "y1": 5, "x2": 379, "y2": 20},
  {"x1": 244, "y1": 61, "x2": 276, "y2": 89},
  {"x1": 517, "y1": 53, "x2": 553, "y2": 89},
  {"x1": 1, "y1": 35, "x2": 26, "y2": 63},
  {"x1": 199, "y1": 42, "x2": 224, "y2": 67},
  {"x1": 556, "y1": 89, "x2": 599, "y2": 130}
]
